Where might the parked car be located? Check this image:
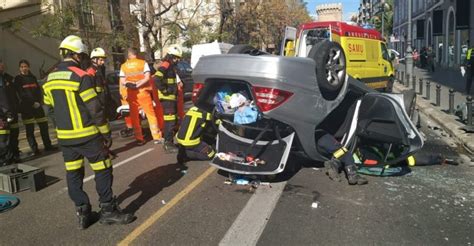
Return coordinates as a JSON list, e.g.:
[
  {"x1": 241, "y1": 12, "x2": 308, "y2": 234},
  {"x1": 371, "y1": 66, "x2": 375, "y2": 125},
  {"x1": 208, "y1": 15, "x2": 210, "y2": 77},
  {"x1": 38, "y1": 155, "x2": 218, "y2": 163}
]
[
  {"x1": 192, "y1": 43, "x2": 423, "y2": 175},
  {"x1": 176, "y1": 61, "x2": 194, "y2": 97}
]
